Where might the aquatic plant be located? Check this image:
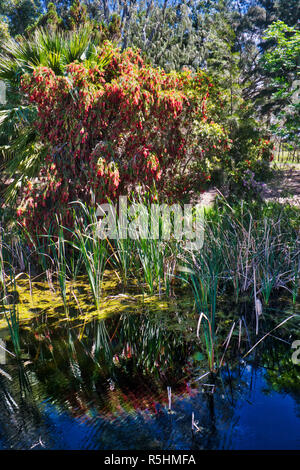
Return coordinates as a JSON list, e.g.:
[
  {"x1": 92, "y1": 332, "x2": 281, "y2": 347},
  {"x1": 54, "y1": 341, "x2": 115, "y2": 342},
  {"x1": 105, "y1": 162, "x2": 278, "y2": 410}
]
[
  {"x1": 2, "y1": 272, "x2": 21, "y2": 358},
  {"x1": 181, "y1": 245, "x2": 223, "y2": 371},
  {"x1": 50, "y1": 224, "x2": 69, "y2": 314},
  {"x1": 3, "y1": 304, "x2": 21, "y2": 358},
  {"x1": 71, "y1": 203, "x2": 108, "y2": 311}
]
